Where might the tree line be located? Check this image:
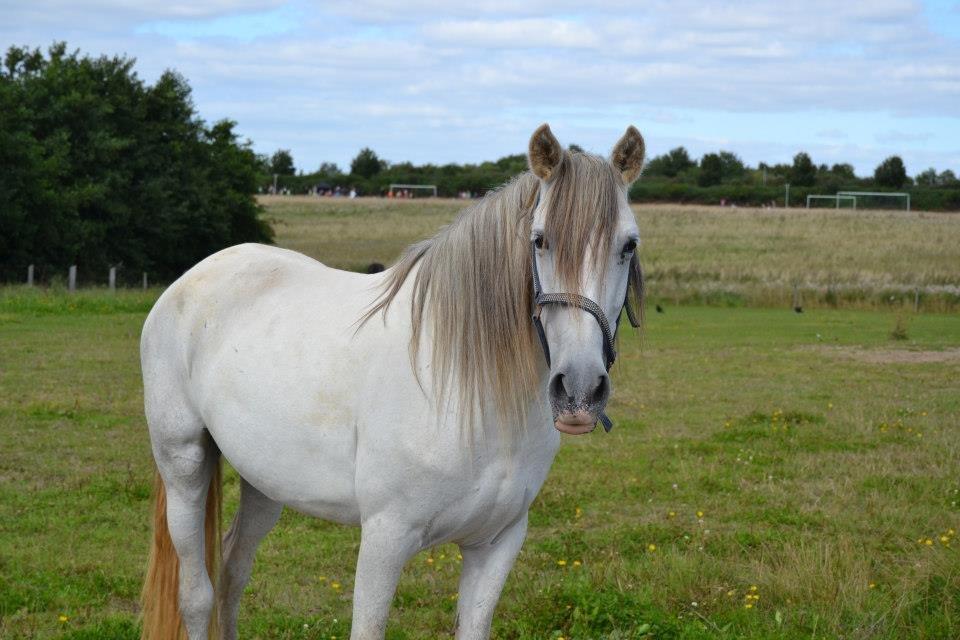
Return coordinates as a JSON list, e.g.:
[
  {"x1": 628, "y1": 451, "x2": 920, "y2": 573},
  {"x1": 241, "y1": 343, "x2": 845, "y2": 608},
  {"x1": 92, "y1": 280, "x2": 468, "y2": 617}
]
[
  {"x1": 266, "y1": 142, "x2": 960, "y2": 211},
  {"x1": 0, "y1": 43, "x2": 272, "y2": 284}
]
